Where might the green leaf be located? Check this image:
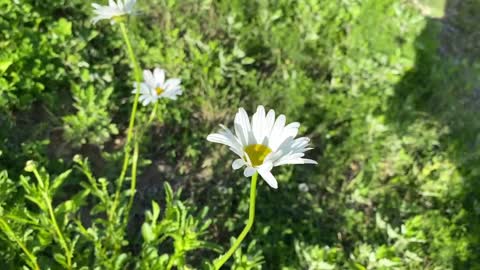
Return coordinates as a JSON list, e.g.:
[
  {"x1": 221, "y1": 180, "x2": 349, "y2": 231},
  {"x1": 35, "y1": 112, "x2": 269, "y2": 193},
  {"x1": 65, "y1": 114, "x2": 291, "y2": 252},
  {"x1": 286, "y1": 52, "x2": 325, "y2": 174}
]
[
  {"x1": 0, "y1": 58, "x2": 13, "y2": 74},
  {"x1": 51, "y1": 169, "x2": 72, "y2": 193},
  {"x1": 241, "y1": 57, "x2": 255, "y2": 65},
  {"x1": 142, "y1": 223, "x2": 155, "y2": 243},
  {"x1": 54, "y1": 253, "x2": 67, "y2": 267},
  {"x1": 152, "y1": 200, "x2": 160, "y2": 221},
  {"x1": 164, "y1": 182, "x2": 174, "y2": 205},
  {"x1": 53, "y1": 18, "x2": 72, "y2": 37},
  {"x1": 114, "y1": 253, "x2": 128, "y2": 270}
]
